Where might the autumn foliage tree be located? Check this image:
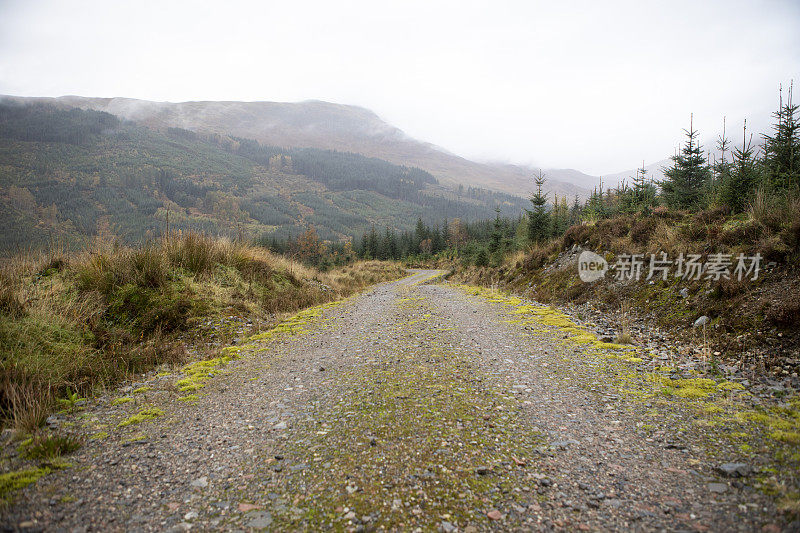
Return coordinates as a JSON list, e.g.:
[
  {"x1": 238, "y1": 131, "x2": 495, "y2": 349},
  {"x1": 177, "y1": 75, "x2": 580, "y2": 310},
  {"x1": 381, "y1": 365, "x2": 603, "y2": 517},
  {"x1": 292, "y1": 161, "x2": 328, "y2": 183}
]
[{"x1": 292, "y1": 225, "x2": 327, "y2": 267}]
